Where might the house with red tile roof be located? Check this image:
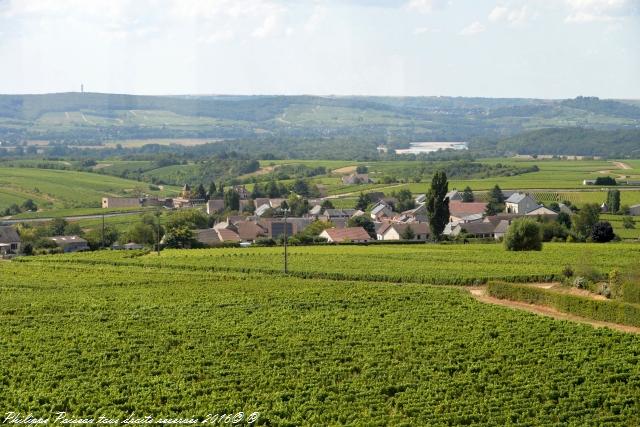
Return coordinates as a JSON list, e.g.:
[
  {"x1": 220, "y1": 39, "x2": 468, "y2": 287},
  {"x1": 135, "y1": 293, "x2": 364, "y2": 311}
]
[{"x1": 319, "y1": 227, "x2": 372, "y2": 243}]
